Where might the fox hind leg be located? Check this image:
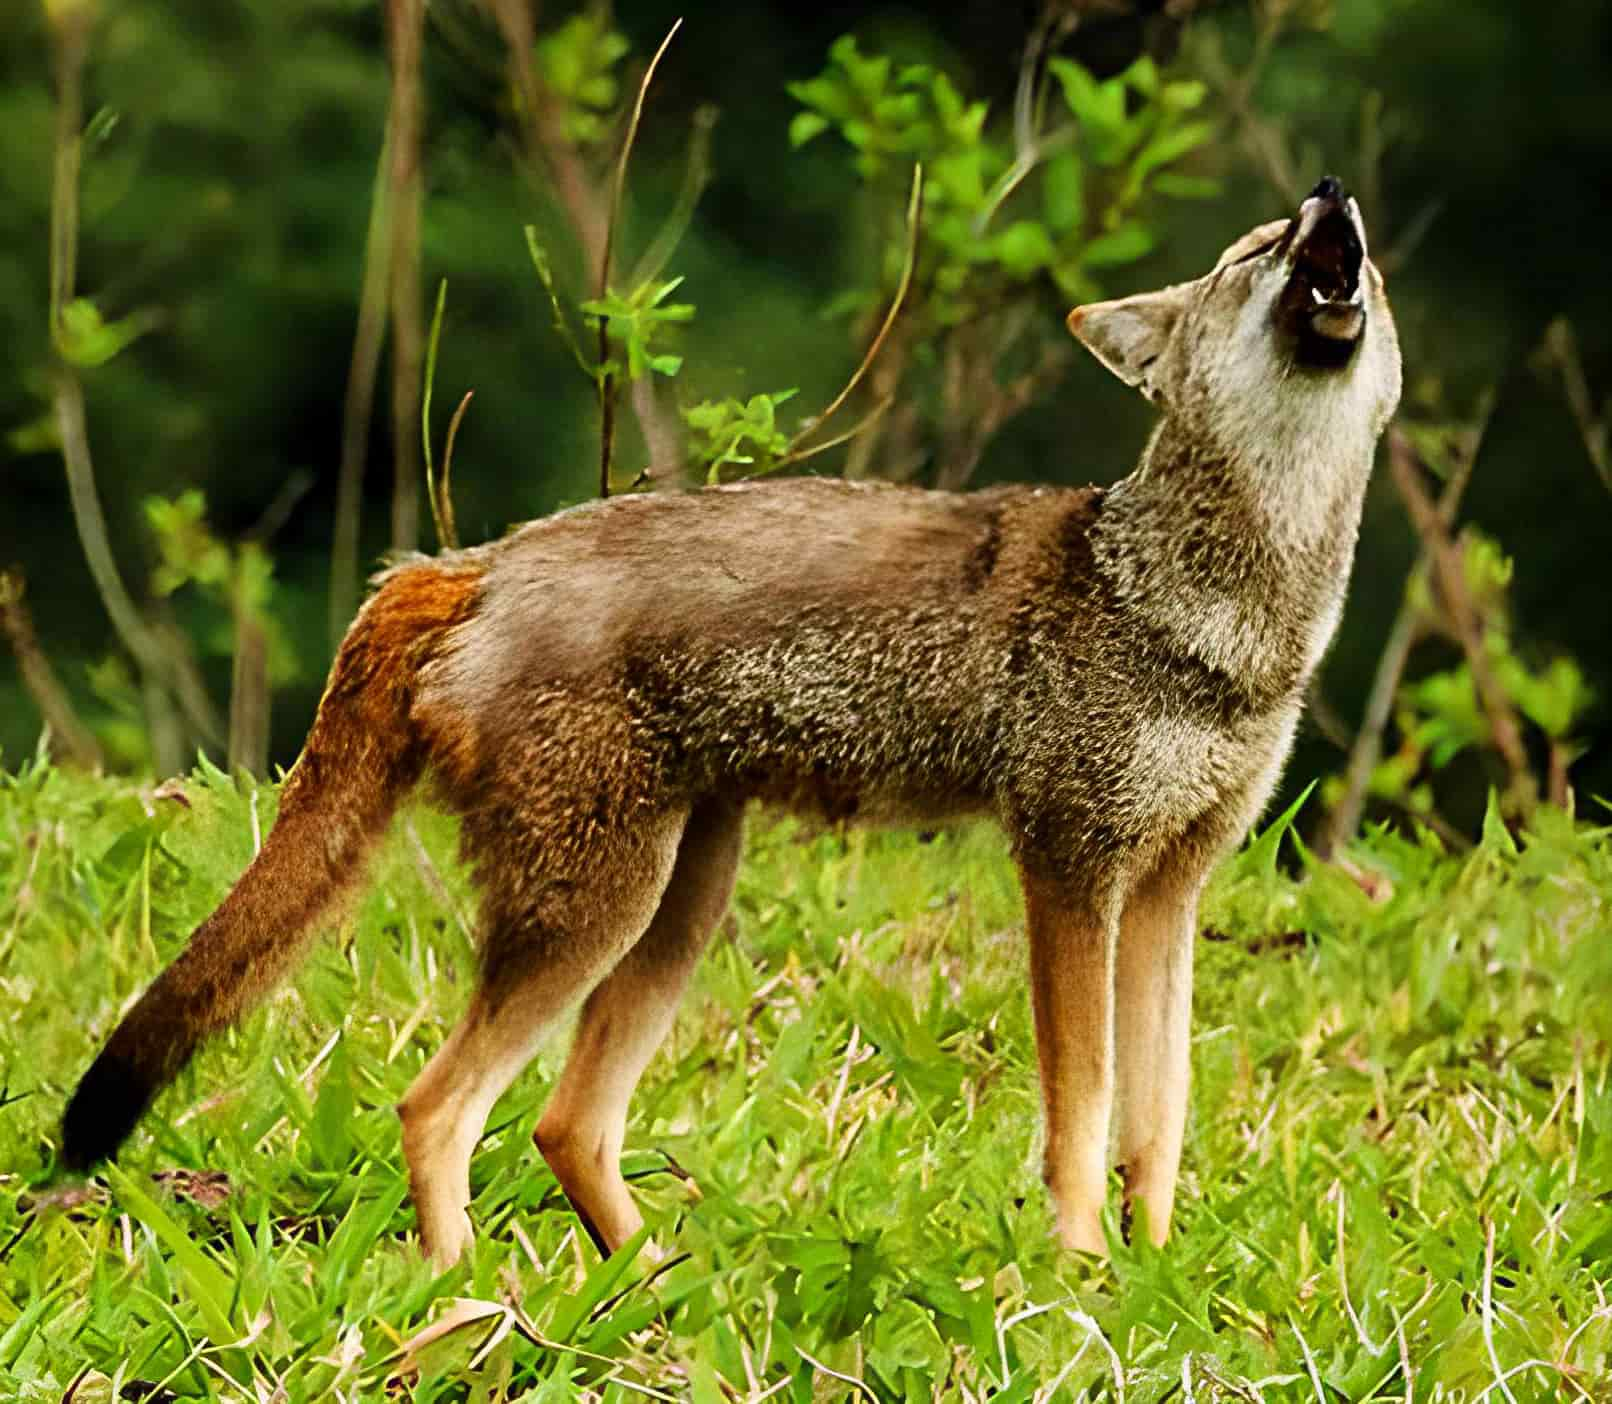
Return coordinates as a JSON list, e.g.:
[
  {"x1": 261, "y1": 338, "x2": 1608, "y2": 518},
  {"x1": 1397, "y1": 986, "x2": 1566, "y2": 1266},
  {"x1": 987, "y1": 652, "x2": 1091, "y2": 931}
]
[
  {"x1": 535, "y1": 798, "x2": 744, "y2": 1256},
  {"x1": 396, "y1": 807, "x2": 688, "y2": 1266}
]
